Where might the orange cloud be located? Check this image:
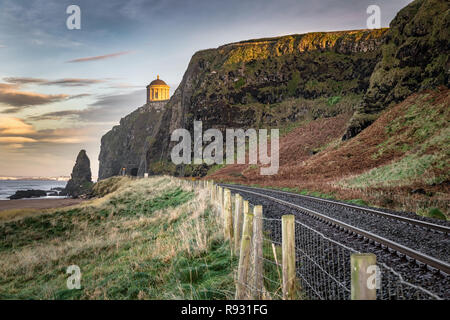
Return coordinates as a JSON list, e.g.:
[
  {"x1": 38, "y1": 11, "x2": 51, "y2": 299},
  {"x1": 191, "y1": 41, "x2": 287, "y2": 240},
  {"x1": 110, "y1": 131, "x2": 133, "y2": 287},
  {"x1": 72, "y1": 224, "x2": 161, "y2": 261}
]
[
  {"x1": 0, "y1": 83, "x2": 68, "y2": 108},
  {"x1": 0, "y1": 117, "x2": 36, "y2": 135},
  {"x1": 0, "y1": 137, "x2": 37, "y2": 143},
  {"x1": 3, "y1": 144, "x2": 24, "y2": 149},
  {"x1": 41, "y1": 137, "x2": 85, "y2": 144}
]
